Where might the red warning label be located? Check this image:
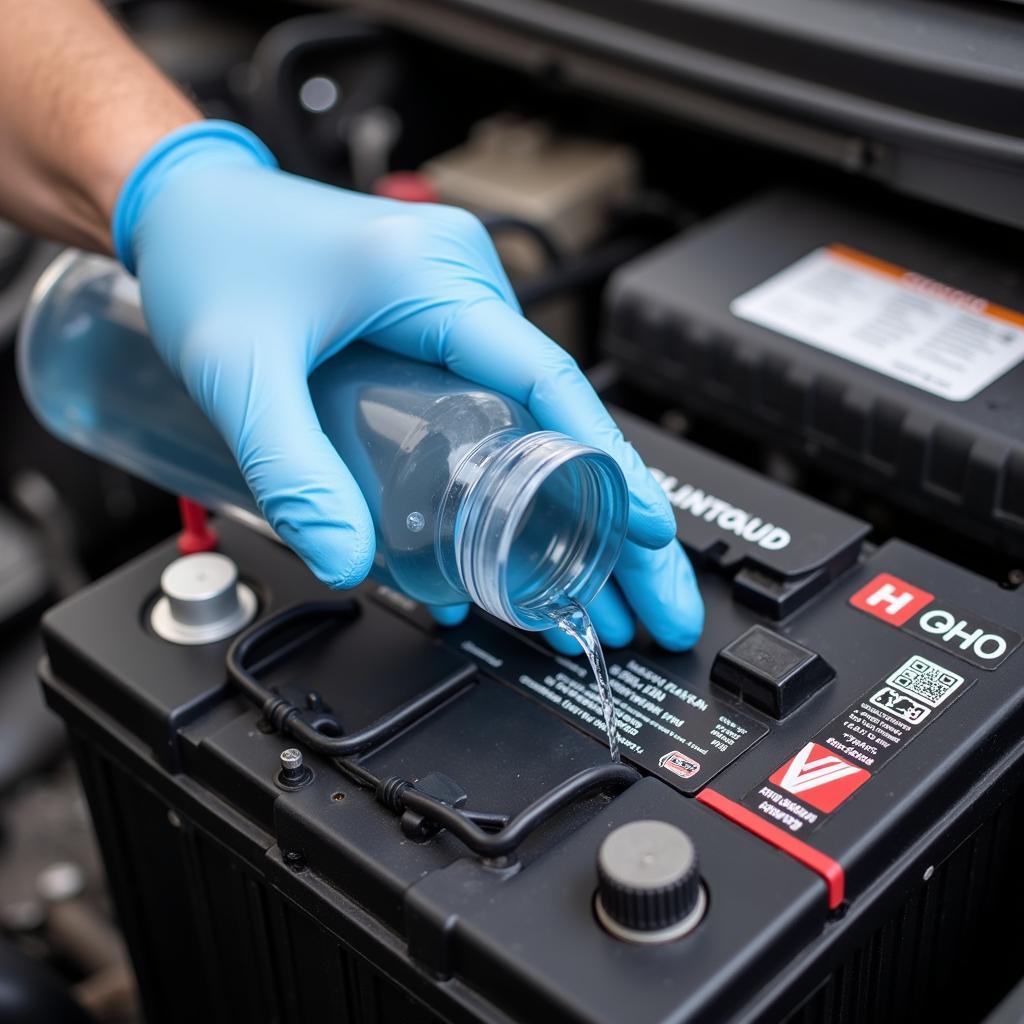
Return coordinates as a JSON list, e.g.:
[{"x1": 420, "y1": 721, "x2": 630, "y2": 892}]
[
  {"x1": 768, "y1": 742, "x2": 871, "y2": 813},
  {"x1": 849, "y1": 573, "x2": 934, "y2": 627}
]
